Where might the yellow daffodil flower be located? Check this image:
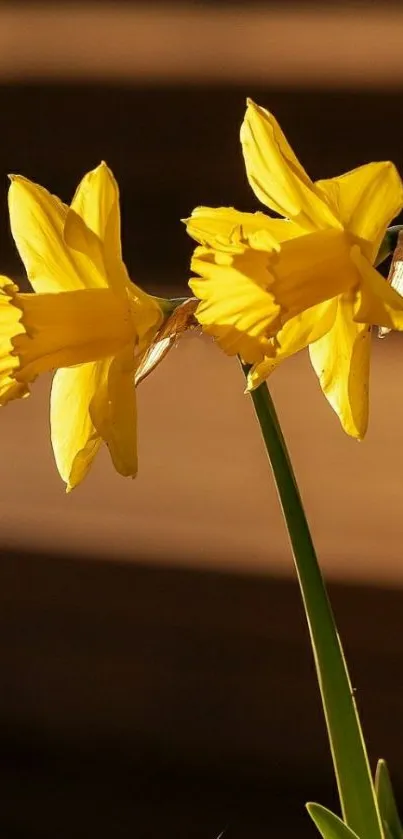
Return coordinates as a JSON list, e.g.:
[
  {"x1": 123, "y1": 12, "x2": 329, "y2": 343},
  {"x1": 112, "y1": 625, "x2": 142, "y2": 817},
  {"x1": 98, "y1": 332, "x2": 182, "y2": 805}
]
[
  {"x1": 0, "y1": 163, "x2": 184, "y2": 490},
  {"x1": 186, "y1": 99, "x2": 403, "y2": 438}
]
